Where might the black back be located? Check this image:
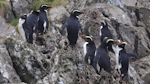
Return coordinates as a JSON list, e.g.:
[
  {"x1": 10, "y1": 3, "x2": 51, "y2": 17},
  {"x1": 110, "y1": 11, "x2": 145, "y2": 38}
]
[
  {"x1": 100, "y1": 21, "x2": 114, "y2": 53},
  {"x1": 23, "y1": 10, "x2": 40, "y2": 43},
  {"x1": 61, "y1": 9, "x2": 84, "y2": 47},
  {"x1": 100, "y1": 21, "x2": 113, "y2": 41},
  {"x1": 118, "y1": 43, "x2": 137, "y2": 77},
  {"x1": 84, "y1": 36, "x2": 96, "y2": 65},
  {"x1": 93, "y1": 38, "x2": 113, "y2": 75},
  {"x1": 36, "y1": 4, "x2": 52, "y2": 35}
]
